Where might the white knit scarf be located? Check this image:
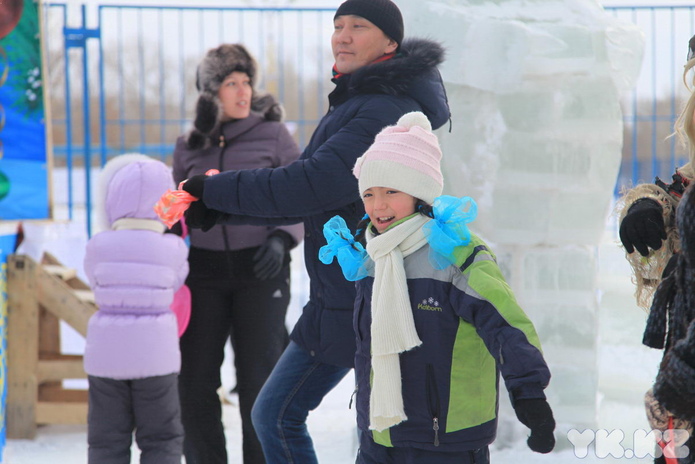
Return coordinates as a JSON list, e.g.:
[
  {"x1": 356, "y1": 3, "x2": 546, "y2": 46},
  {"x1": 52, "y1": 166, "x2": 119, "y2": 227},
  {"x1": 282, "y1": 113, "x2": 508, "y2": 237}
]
[{"x1": 365, "y1": 214, "x2": 430, "y2": 431}]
